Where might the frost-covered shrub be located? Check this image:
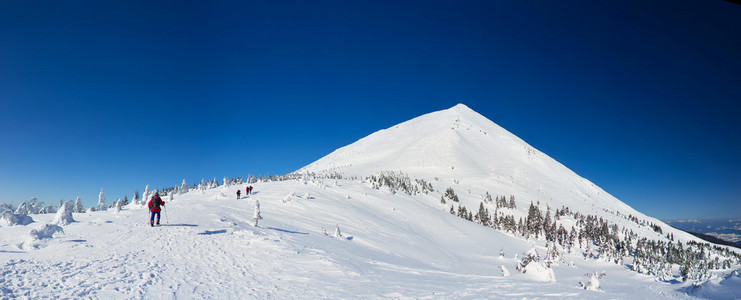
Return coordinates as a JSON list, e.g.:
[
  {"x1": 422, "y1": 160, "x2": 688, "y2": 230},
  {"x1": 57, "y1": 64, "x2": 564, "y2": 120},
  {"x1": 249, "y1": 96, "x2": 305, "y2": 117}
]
[
  {"x1": 0, "y1": 210, "x2": 34, "y2": 227},
  {"x1": 515, "y1": 247, "x2": 555, "y2": 282},
  {"x1": 113, "y1": 199, "x2": 123, "y2": 213},
  {"x1": 579, "y1": 271, "x2": 605, "y2": 291},
  {"x1": 516, "y1": 247, "x2": 541, "y2": 272},
  {"x1": 522, "y1": 261, "x2": 556, "y2": 282},
  {"x1": 21, "y1": 224, "x2": 64, "y2": 250},
  {"x1": 52, "y1": 201, "x2": 75, "y2": 226},
  {"x1": 499, "y1": 265, "x2": 510, "y2": 277},
  {"x1": 15, "y1": 198, "x2": 45, "y2": 215},
  {"x1": 334, "y1": 224, "x2": 342, "y2": 237}
]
